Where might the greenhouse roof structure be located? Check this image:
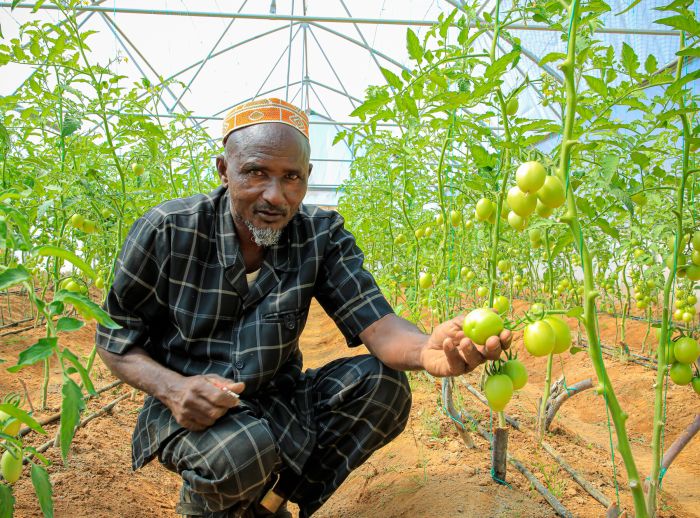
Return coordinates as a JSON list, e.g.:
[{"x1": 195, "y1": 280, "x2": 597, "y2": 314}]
[{"x1": 0, "y1": 0, "x2": 692, "y2": 205}]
